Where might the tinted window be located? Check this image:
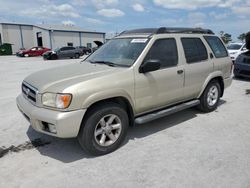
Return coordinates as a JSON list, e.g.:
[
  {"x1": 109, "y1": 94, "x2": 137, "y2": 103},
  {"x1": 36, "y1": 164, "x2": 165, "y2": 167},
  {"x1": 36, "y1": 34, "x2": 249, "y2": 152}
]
[
  {"x1": 181, "y1": 38, "x2": 208, "y2": 63},
  {"x1": 61, "y1": 47, "x2": 75, "y2": 51},
  {"x1": 204, "y1": 36, "x2": 228, "y2": 58},
  {"x1": 67, "y1": 42, "x2": 73, "y2": 47},
  {"x1": 144, "y1": 38, "x2": 178, "y2": 68},
  {"x1": 60, "y1": 47, "x2": 68, "y2": 51}
]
